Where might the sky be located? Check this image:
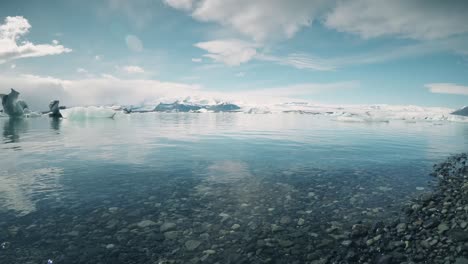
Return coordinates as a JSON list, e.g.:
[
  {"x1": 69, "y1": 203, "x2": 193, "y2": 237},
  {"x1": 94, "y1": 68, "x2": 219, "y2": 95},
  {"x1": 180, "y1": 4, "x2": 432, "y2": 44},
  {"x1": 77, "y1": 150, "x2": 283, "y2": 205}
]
[{"x1": 0, "y1": 0, "x2": 468, "y2": 110}]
